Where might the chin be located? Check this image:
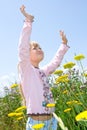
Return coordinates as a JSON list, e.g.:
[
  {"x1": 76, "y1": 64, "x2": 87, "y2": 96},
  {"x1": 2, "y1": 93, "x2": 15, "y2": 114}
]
[{"x1": 39, "y1": 57, "x2": 44, "y2": 62}]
